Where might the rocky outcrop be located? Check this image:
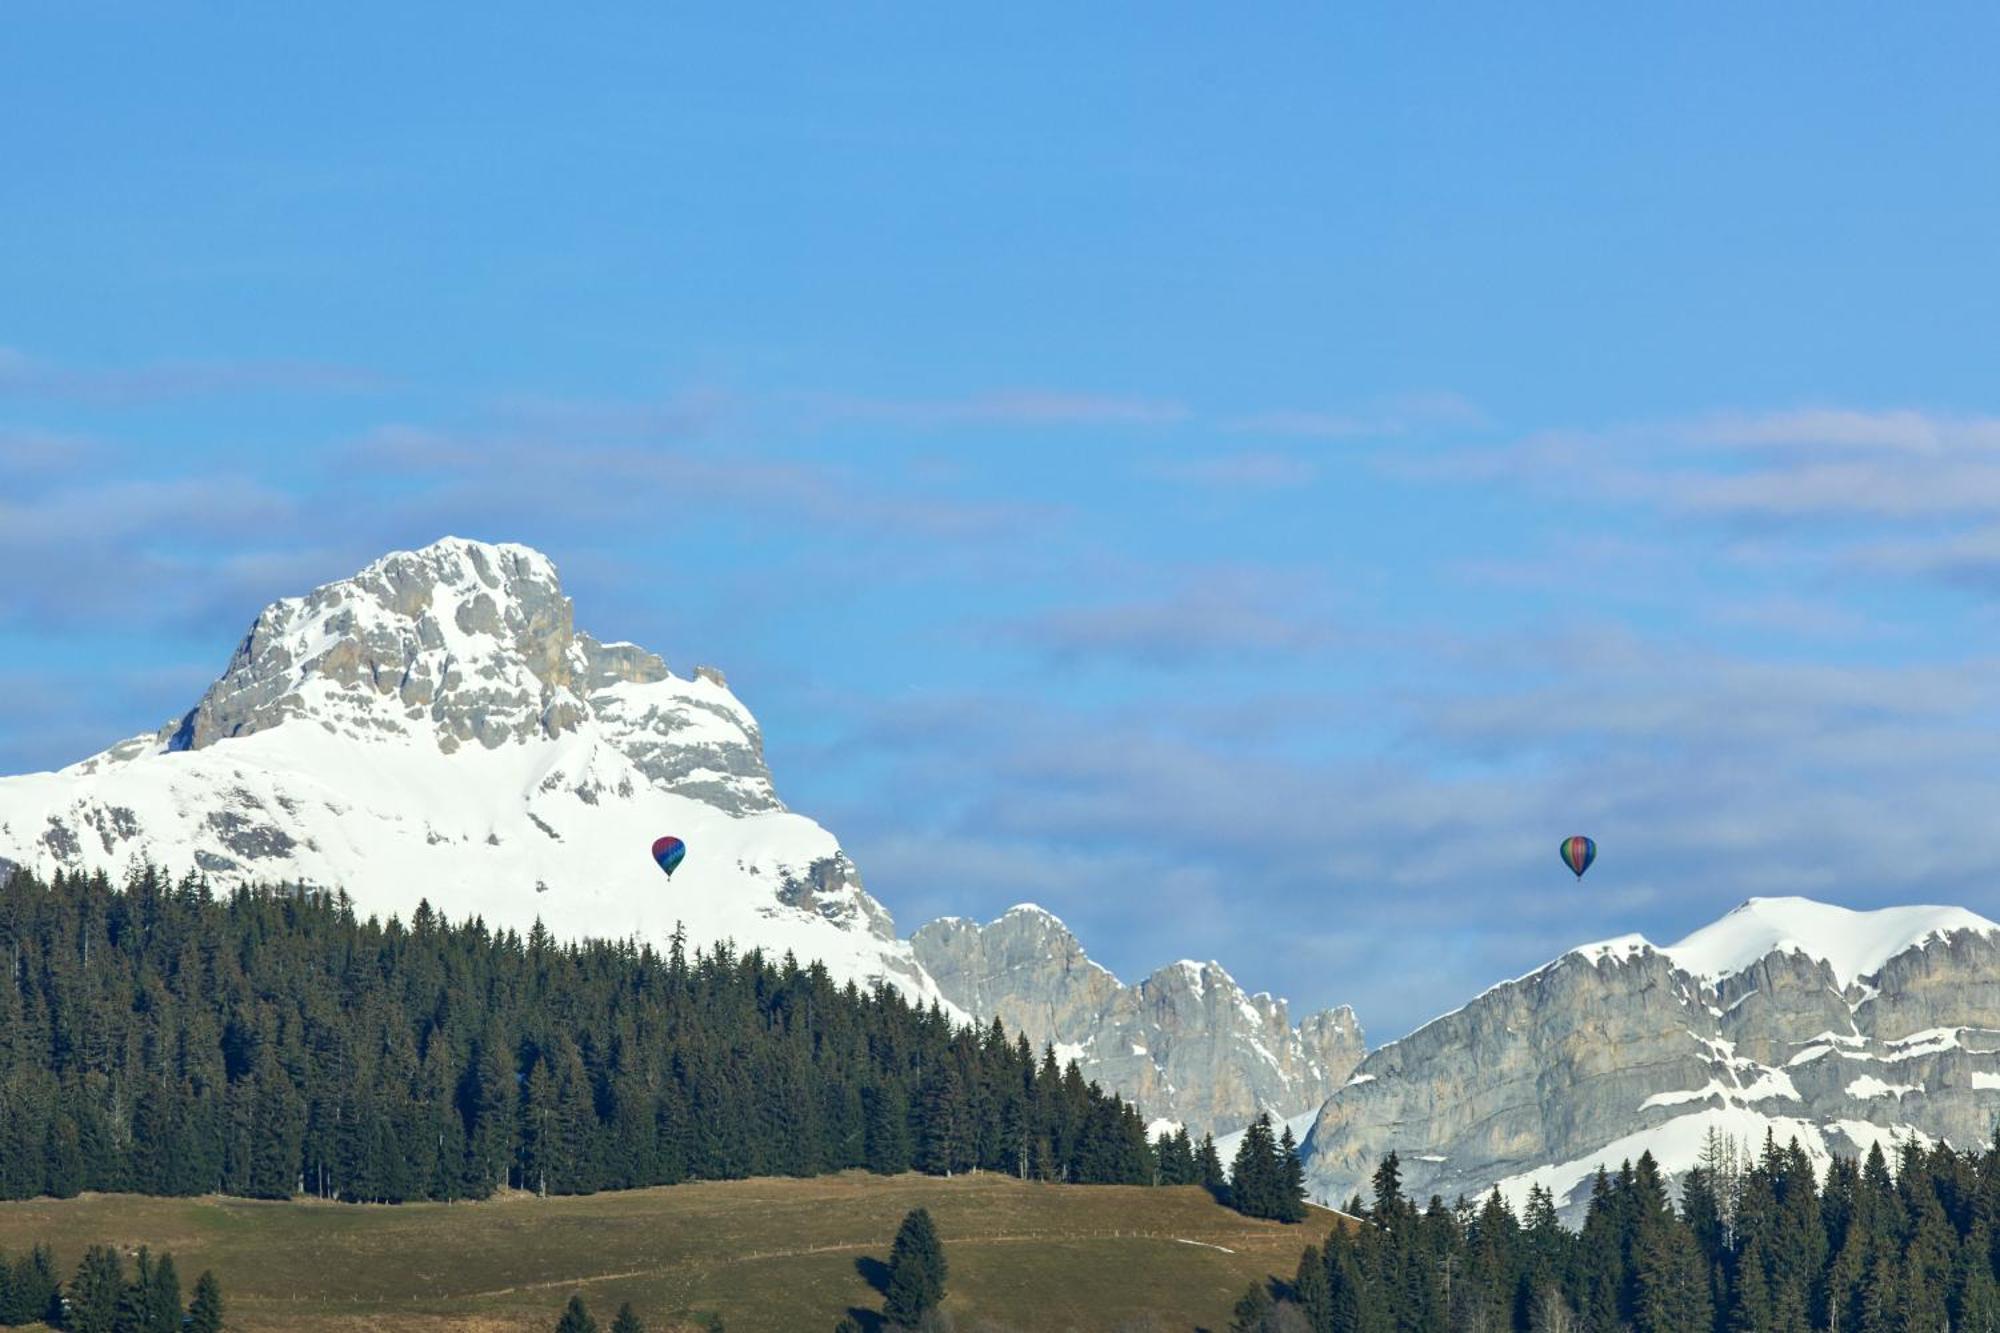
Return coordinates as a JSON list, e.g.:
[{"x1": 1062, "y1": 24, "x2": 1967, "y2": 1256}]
[
  {"x1": 1299, "y1": 900, "x2": 2000, "y2": 1220},
  {"x1": 914, "y1": 905, "x2": 1364, "y2": 1137}
]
